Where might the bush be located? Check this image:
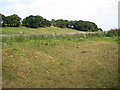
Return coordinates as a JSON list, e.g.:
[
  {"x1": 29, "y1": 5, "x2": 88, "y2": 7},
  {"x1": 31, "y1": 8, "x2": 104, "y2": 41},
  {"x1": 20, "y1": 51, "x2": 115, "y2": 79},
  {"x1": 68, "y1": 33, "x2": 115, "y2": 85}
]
[{"x1": 106, "y1": 29, "x2": 120, "y2": 37}]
